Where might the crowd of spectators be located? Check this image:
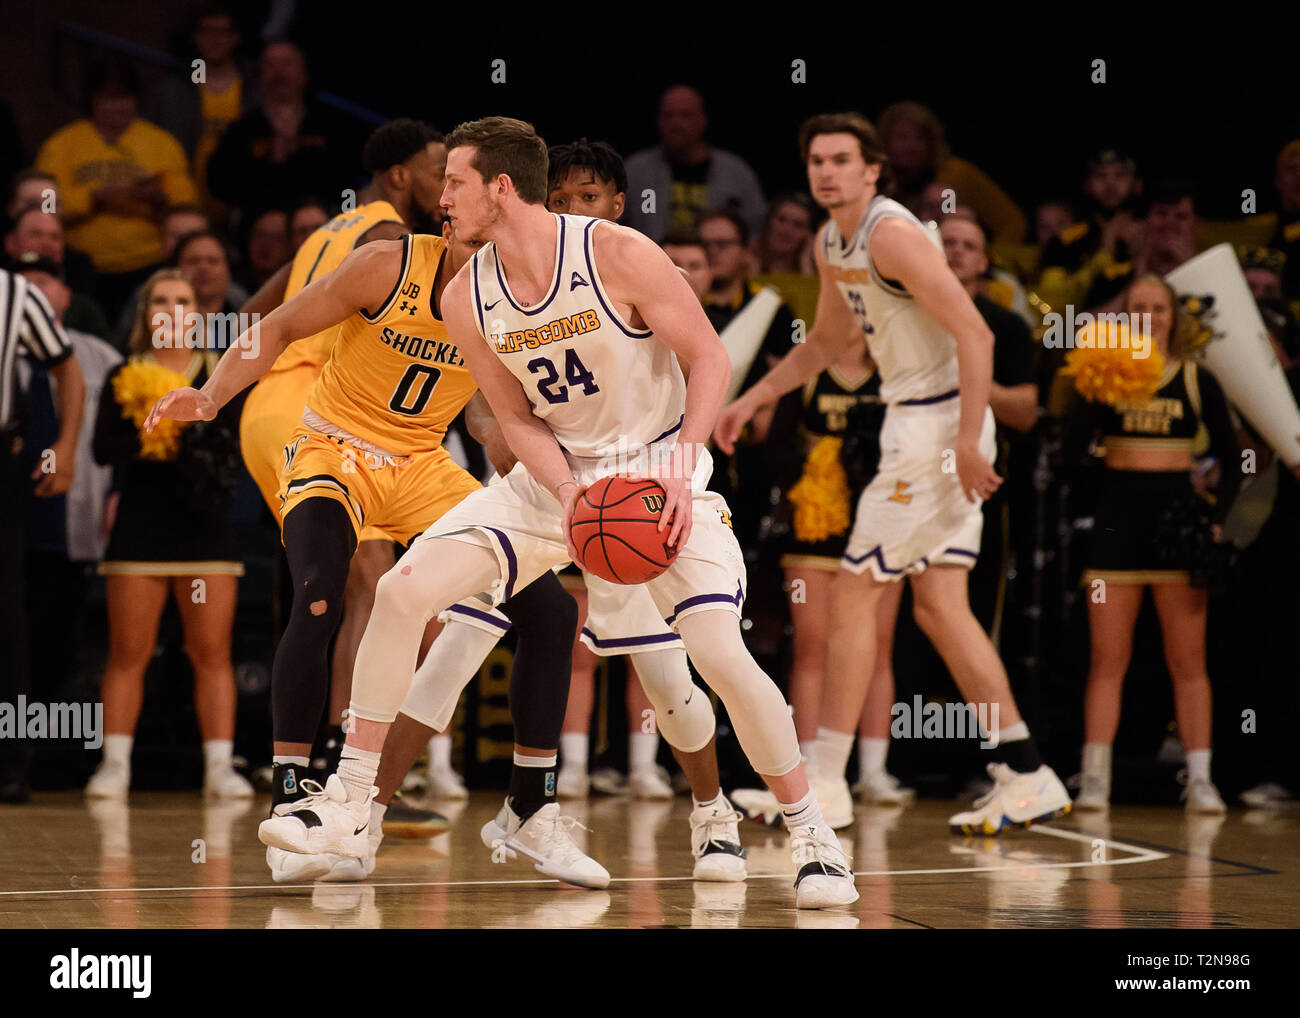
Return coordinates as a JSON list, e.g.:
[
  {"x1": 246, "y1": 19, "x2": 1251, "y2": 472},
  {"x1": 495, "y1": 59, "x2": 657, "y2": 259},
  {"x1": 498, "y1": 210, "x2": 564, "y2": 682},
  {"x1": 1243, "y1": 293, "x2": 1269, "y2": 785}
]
[{"x1": 2, "y1": 3, "x2": 1298, "y2": 812}]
